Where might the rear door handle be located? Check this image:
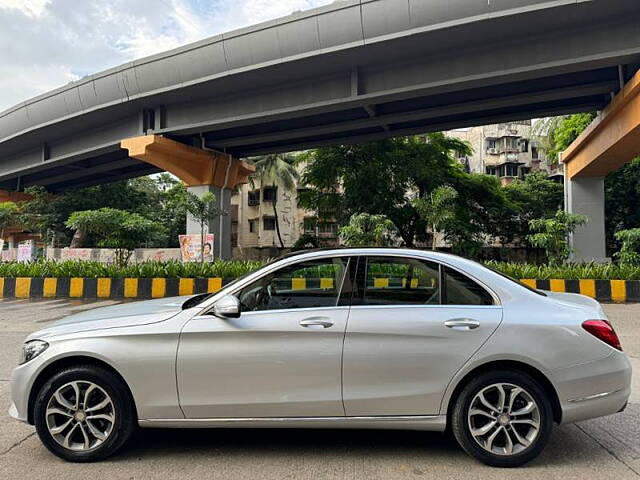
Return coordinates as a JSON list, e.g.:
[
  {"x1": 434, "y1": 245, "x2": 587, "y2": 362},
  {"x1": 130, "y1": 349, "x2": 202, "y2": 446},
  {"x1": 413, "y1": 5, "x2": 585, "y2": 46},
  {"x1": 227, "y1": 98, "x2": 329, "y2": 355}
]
[
  {"x1": 299, "y1": 317, "x2": 334, "y2": 329},
  {"x1": 444, "y1": 318, "x2": 480, "y2": 330}
]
